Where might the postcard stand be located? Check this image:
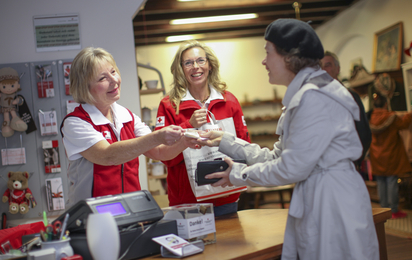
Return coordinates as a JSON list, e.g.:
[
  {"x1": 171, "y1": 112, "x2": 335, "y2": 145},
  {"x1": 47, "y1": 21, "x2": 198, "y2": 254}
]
[{"x1": 160, "y1": 240, "x2": 204, "y2": 258}]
